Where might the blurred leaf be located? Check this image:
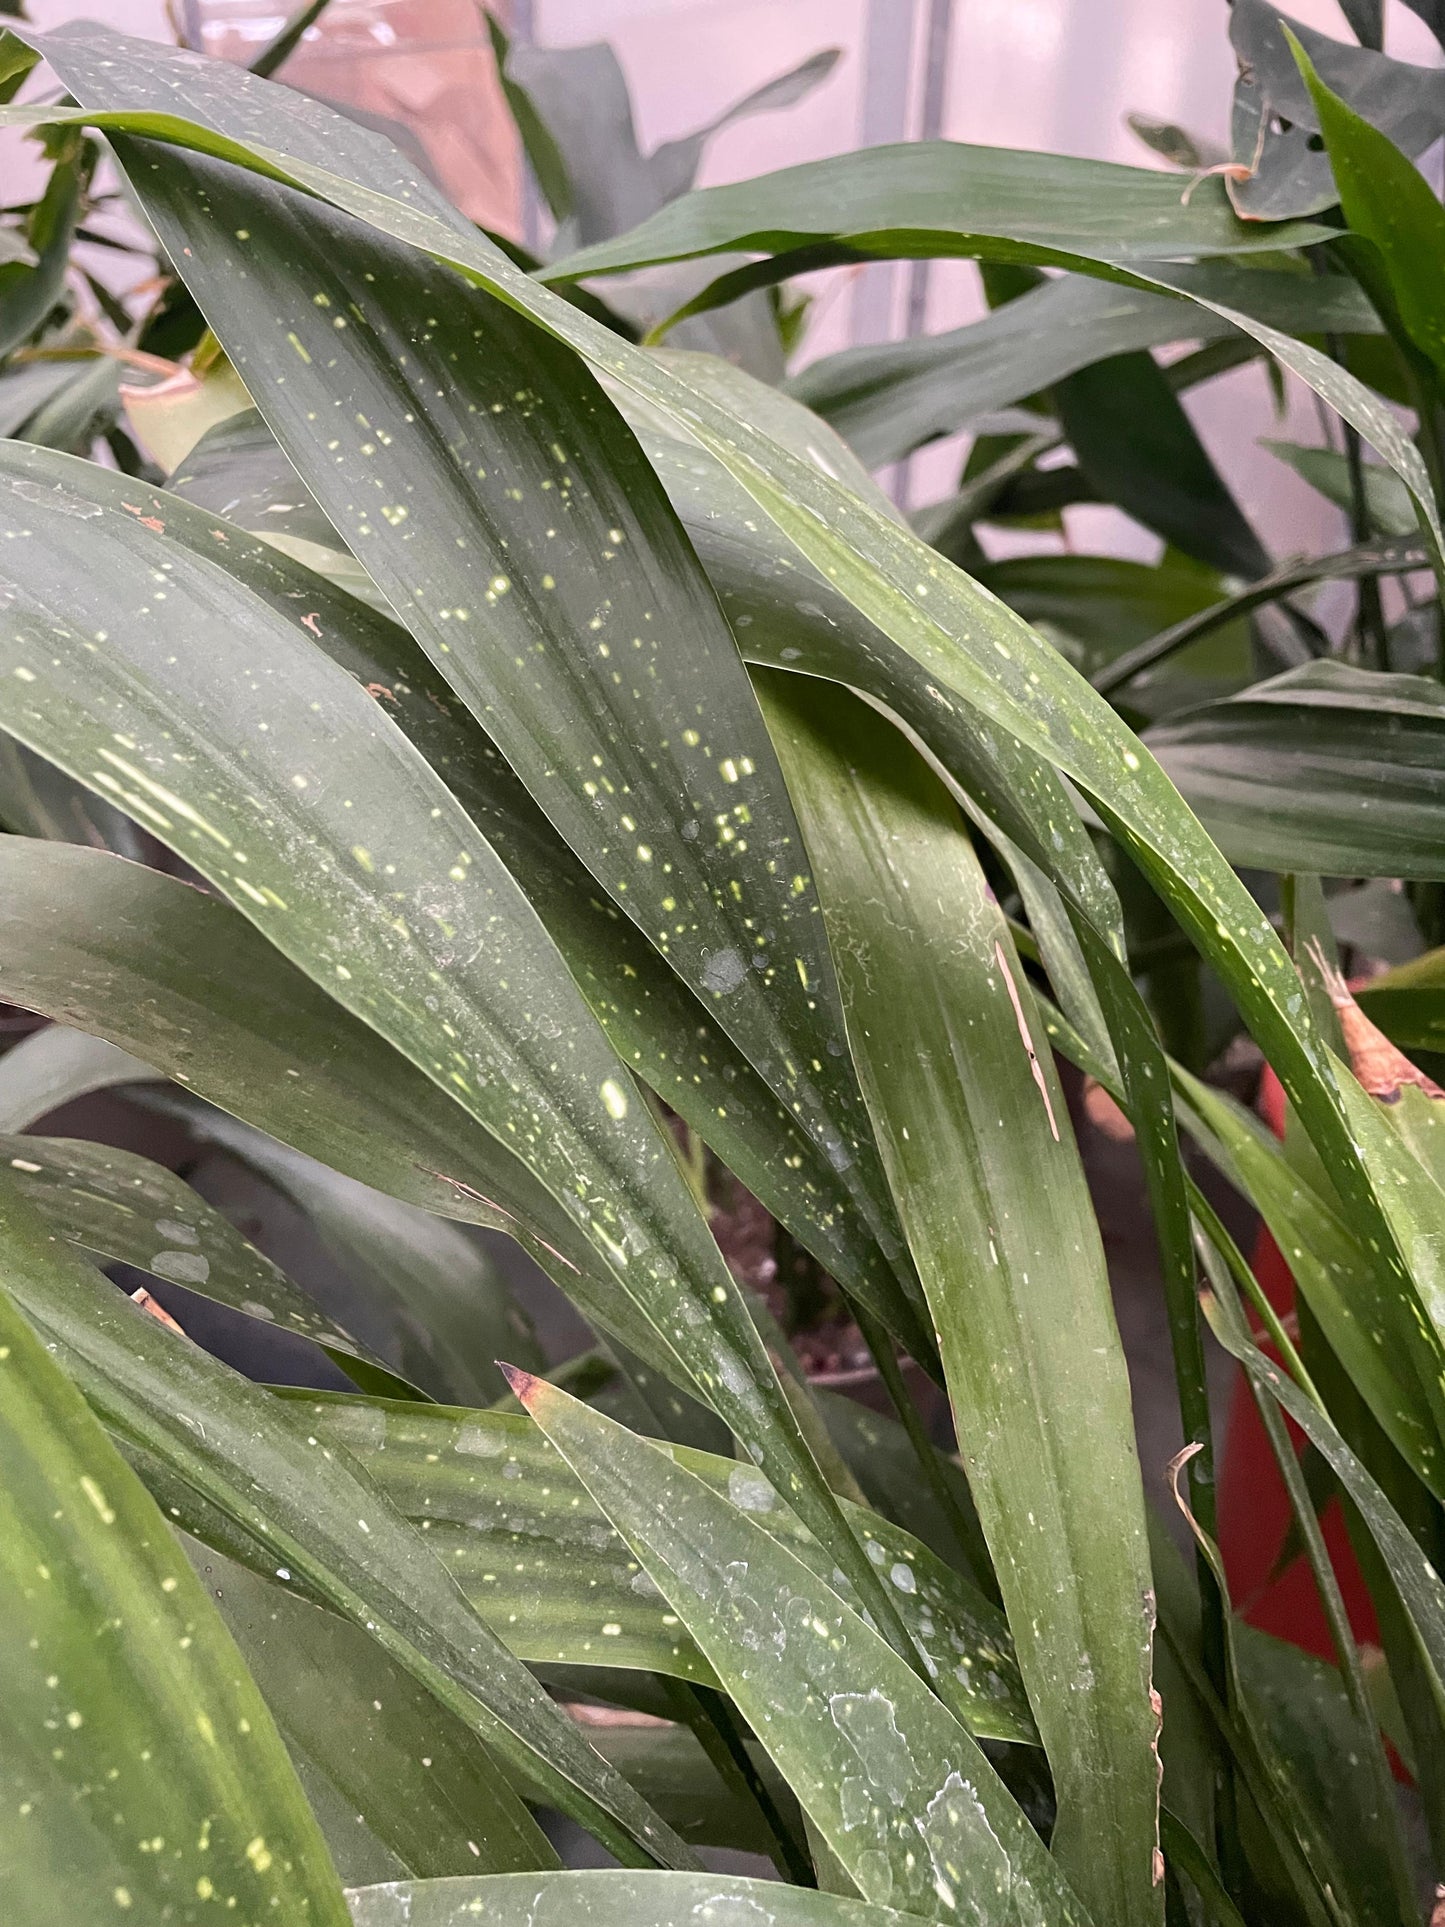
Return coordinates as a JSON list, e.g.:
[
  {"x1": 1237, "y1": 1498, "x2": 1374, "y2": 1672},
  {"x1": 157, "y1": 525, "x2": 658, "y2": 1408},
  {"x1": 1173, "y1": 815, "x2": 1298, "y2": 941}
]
[
  {"x1": 344, "y1": 1871, "x2": 918, "y2": 1927},
  {"x1": 978, "y1": 551, "x2": 1246, "y2": 684},
  {"x1": 1147, "y1": 661, "x2": 1445, "y2": 877},
  {"x1": 484, "y1": 12, "x2": 572, "y2": 223},
  {"x1": 274, "y1": 1391, "x2": 1032, "y2": 1744},
  {"x1": 153, "y1": 1104, "x2": 539, "y2": 1409},
  {"x1": 0, "y1": 1023, "x2": 154, "y2": 1131},
  {"x1": 1264, "y1": 439, "x2": 1417, "y2": 536},
  {"x1": 789, "y1": 269, "x2": 1375, "y2": 472},
  {"x1": 0, "y1": 1170, "x2": 352, "y2": 1927},
  {"x1": 0, "y1": 148, "x2": 79, "y2": 358},
  {"x1": 0, "y1": 1131, "x2": 415, "y2": 1395},
  {"x1": 759, "y1": 676, "x2": 1159, "y2": 1927},
  {"x1": 1095, "y1": 532, "x2": 1429, "y2": 698},
  {"x1": 514, "y1": 1374, "x2": 1091, "y2": 1926},
  {"x1": 1295, "y1": 31, "x2": 1445, "y2": 378},
  {"x1": 1055, "y1": 348, "x2": 1269, "y2": 577},
  {"x1": 1, "y1": 1192, "x2": 695, "y2": 1868},
  {"x1": 1228, "y1": 0, "x2": 1445, "y2": 218},
  {"x1": 1358, "y1": 944, "x2": 1445, "y2": 1050},
  {"x1": 187, "y1": 1539, "x2": 557, "y2": 1880}
]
